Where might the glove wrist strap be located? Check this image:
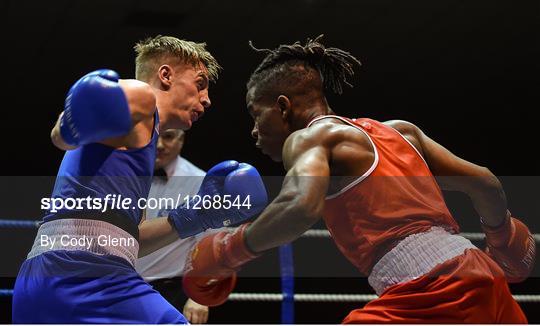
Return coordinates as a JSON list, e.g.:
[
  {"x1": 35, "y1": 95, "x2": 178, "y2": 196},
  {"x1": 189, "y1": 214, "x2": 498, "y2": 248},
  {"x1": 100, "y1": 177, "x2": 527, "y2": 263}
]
[
  {"x1": 168, "y1": 207, "x2": 204, "y2": 239},
  {"x1": 481, "y1": 212, "x2": 513, "y2": 248},
  {"x1": 223, "y1": 223, "x2": 259, "y2": 269}
]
